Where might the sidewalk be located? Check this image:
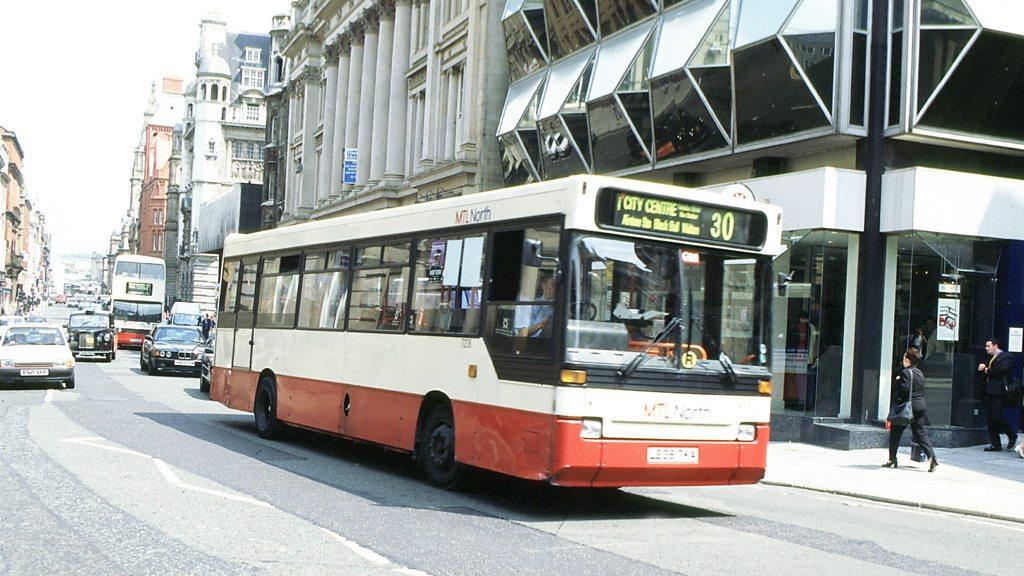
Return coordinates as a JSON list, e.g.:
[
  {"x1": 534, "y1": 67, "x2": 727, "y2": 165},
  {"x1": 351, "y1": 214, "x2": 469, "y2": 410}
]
[{"x1": 763, "y1": 441, "x2": 1024, "y2": 523}]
